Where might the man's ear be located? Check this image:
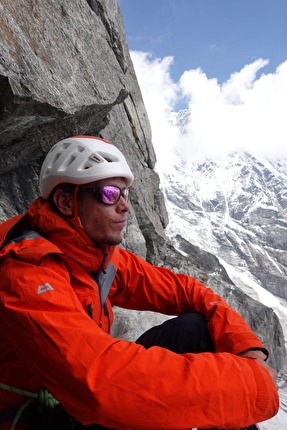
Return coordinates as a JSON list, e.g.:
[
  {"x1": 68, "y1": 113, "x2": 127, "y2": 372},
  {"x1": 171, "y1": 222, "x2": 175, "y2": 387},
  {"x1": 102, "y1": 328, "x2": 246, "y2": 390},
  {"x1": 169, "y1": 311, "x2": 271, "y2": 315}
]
[{"x1": 53, "y1": 189, "x2": 74, "y2": 216}]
